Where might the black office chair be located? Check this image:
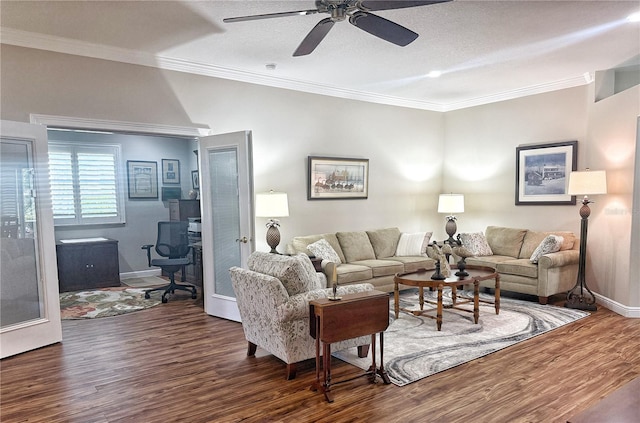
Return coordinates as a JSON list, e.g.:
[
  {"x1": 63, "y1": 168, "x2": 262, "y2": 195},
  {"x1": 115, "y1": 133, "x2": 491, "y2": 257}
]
[{"x1": 142, "y1": 221, "x2": 197, "y2": 303}]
